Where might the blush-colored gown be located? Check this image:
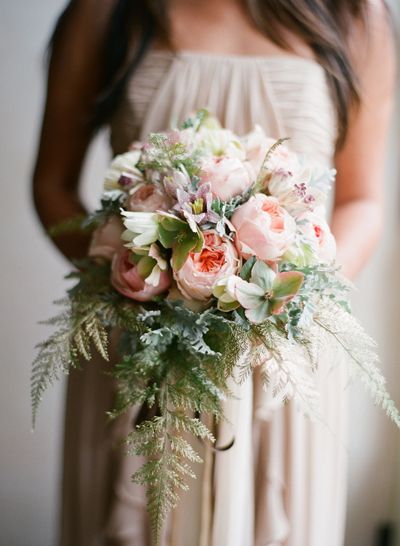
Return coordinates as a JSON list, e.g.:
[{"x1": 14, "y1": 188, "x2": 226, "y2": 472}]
[{"x1": 60, "y1": 50, "x2": 348, "y2": 546}]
